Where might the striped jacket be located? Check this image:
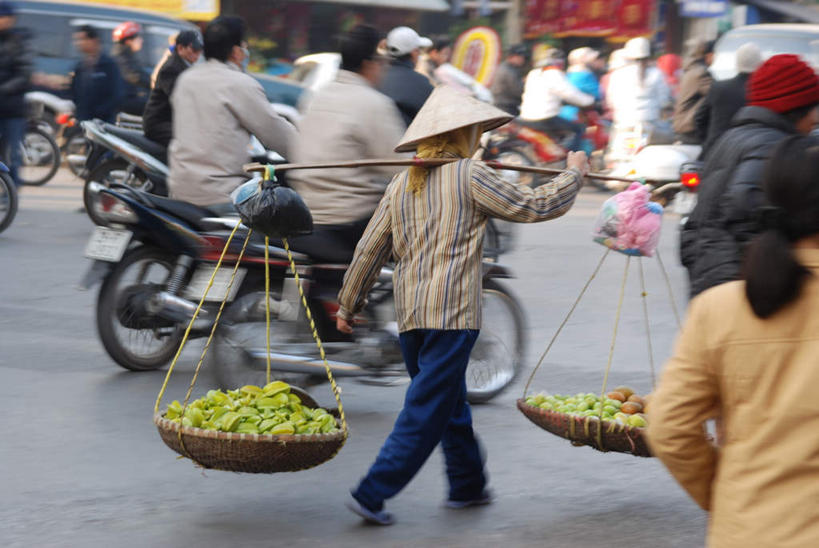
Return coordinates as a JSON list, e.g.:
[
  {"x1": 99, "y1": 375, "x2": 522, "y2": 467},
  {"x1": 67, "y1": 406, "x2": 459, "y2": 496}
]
[{"x1": 337, "y1": 157, "x2": 582, "y2": 332}]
